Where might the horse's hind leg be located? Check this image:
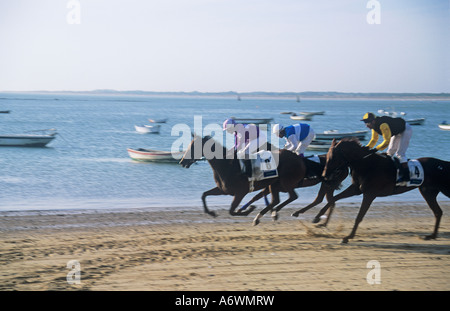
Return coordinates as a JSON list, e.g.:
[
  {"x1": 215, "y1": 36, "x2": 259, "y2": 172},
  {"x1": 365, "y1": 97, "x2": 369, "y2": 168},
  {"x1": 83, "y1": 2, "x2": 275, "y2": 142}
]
[
  {"x1": 253, "y1": 189, "x2": 280, "y2": 226},
  {"x1": 316, "y1": 190, "x2": 335, "y2": 227},
  {"x1": 202, "y1": 187, "x2": 225, "y2": 217},
  {"x1": 292, "y1": 184, "x2": 326, "y2": 217},
  {"x1": 419, "y1": 187, "x2": 442, "y2": 240},
  {"x1": 239, "y1": 187, "x2": 269, "y2": 214},
  {"x1": 272, "y1": 190, "x2": 298, "y2": 221}
]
